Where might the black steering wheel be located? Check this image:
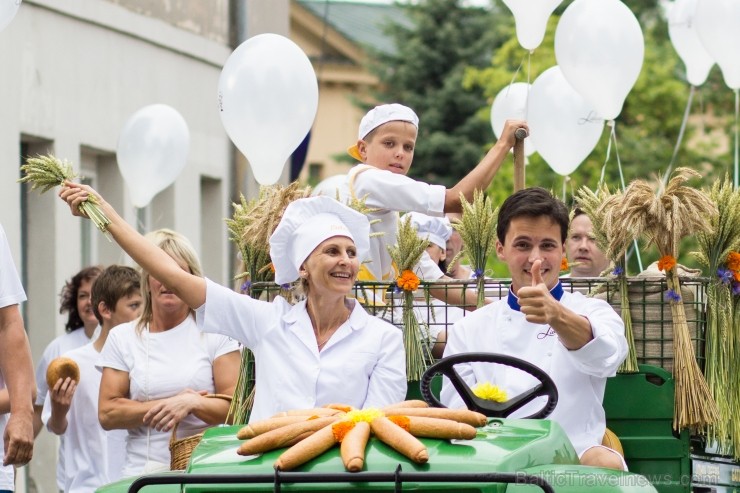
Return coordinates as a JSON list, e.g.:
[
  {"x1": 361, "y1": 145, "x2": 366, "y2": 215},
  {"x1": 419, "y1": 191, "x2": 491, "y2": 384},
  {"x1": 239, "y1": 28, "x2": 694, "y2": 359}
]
[{"x1": 420, "y1": 352, "x2": 558, "y2": 419}]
